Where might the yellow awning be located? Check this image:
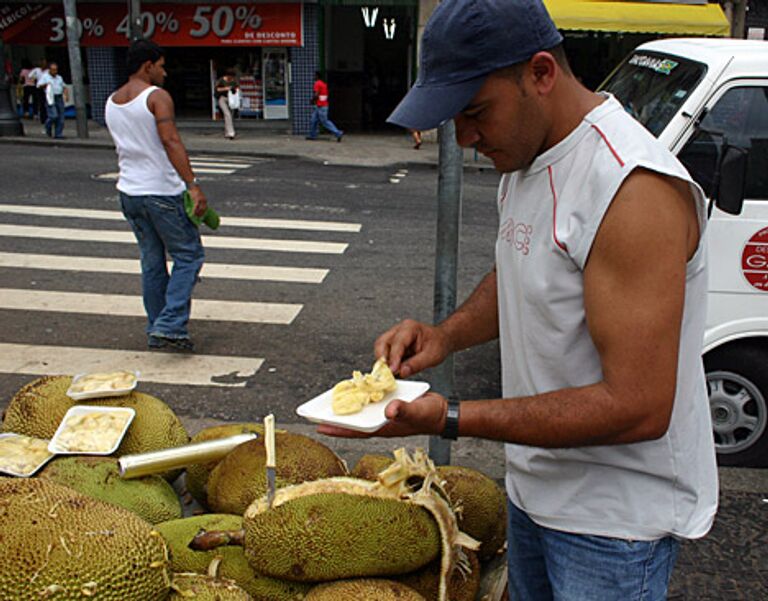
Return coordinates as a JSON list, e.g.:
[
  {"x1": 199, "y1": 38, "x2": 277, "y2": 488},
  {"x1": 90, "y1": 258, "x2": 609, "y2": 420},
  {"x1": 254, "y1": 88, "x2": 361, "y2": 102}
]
[{"x1": 543, "y1": 0, "x2": 730, "y2": 36}]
